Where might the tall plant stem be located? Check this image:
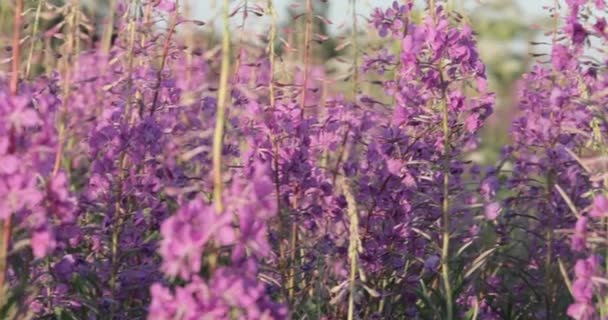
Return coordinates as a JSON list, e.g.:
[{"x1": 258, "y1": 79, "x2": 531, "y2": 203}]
[
  {"x1": 102, "y1": 0, "x2": 117, "y2": 54},
  {"x1": 267, "y1": 0, "x2": 289, "y2": 302},
  {"x1": 184, "y1": 1, "x2": 194, "y2": 85},
  {"x1": 267, "y1": 0, "x2": 277, "y2": 110},
  {"x1": 288, "y1": 193, "x2": 299, "y2": 308},
  {"x1": 0, "y1": 0, "x2": 24, "y2": 299},
  {"x1": 552, "y1": 0, "x2": 560, "y2": 43},
  {"x1": 351, "y1": 0, "x2": 358, "y2": 100},
  {"x1": 206, "y1": 0, "x2": 231, "y2": 277},
  {"x1": 233, "y1": 0, "x2": 248, "y2": 80},
  {"x1": 340, "y1": 171, "x2": 360, "y2": 320},
  {"x1": 109, "y1": 3, "x2": 138, "y2": 317},
  {"x1": 141, "y1": 2, "x2": 152, "y2": 49},
  {"x1": 287, "y1": 0, "x2": 313, "y2": 307},
  {"x1": 52, "y1": 0, "x2": 78, "y2": 177},
  {"x1": 299, "y1": 0, "x2": 313, "y2": 118},
  {"x1": 25, "y1": 0, "x2": 43, "y2": 79},
  {"x1": 599, "y1": 139, "x2": 608, "y2": 291},
  {"x1": 544, "y1": 171, "x2": 555, "y2": 319},
  {"x1": 149, "y1": 0, "x2": 179, "y2": 116},
  {"x1": 10, "y1": 0, "x2": 23, "y2": 95},
  {"x1": 440, "y1": 72, "x2": 453, "y2": 320},
  {"x1": 93, "y1": 0, "x2": 118, "y2": 123},
  {"x1": 346, "y1": 4, "x2": 359, "y2": 319},
  {"x1": 0, "y1": 213, "x2": 10, "y2": 301},
  {"x1": 74, "y1": 0, "x2": 81, "y2": 72},
  {"x1": 212, "y1": 0, "x2": 231, "y2": 214}
]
